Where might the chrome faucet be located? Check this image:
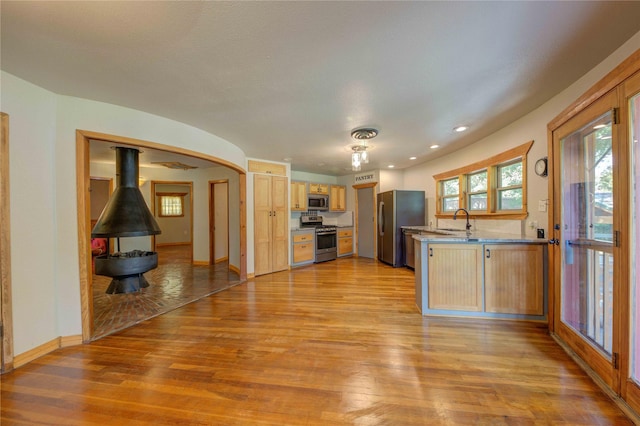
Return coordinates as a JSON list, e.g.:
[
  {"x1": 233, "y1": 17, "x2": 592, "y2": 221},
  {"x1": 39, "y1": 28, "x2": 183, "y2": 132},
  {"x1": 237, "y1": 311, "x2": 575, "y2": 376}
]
[{"x1": 453, "y1": 208, "x2": 472, "y2": 231}]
